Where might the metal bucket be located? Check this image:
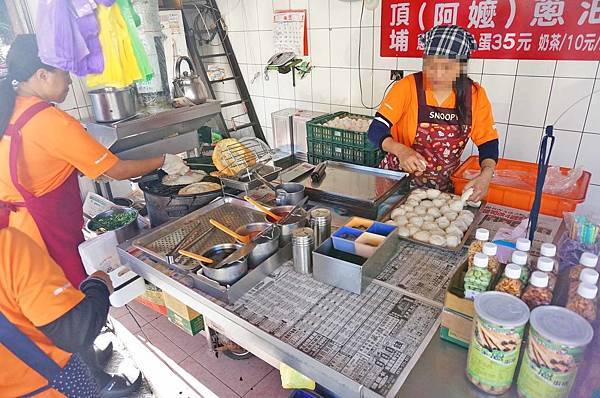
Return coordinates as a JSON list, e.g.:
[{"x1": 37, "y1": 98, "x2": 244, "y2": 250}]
[
  {"x1": 265, "y1": 206, "x2": 307, "y2": 243},
  {"x1": 235, "y1": 222, "x2": 281, "y2": 267},
  {"x1": 88, "y1": 86, "x2": 137, "y2": 122},
  {"x1": 199, "y1": 244, "x2": 248, "y2": 285},
  {"x1": 86, "y1": 207, "x2": 140, "y2": 243}
]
